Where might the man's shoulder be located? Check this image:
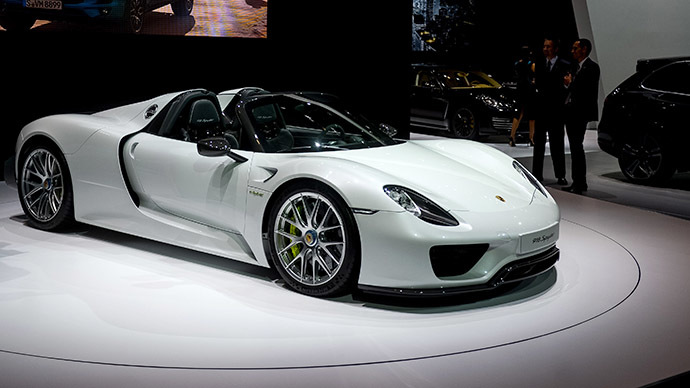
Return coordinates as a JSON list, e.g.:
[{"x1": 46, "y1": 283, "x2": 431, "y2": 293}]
[
  {"x1": 584, "y1": 57, "x2": 600, "y2": 69},
  {"x1": 556, "y1": 57, "x2": 571, "y2": 66}
]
